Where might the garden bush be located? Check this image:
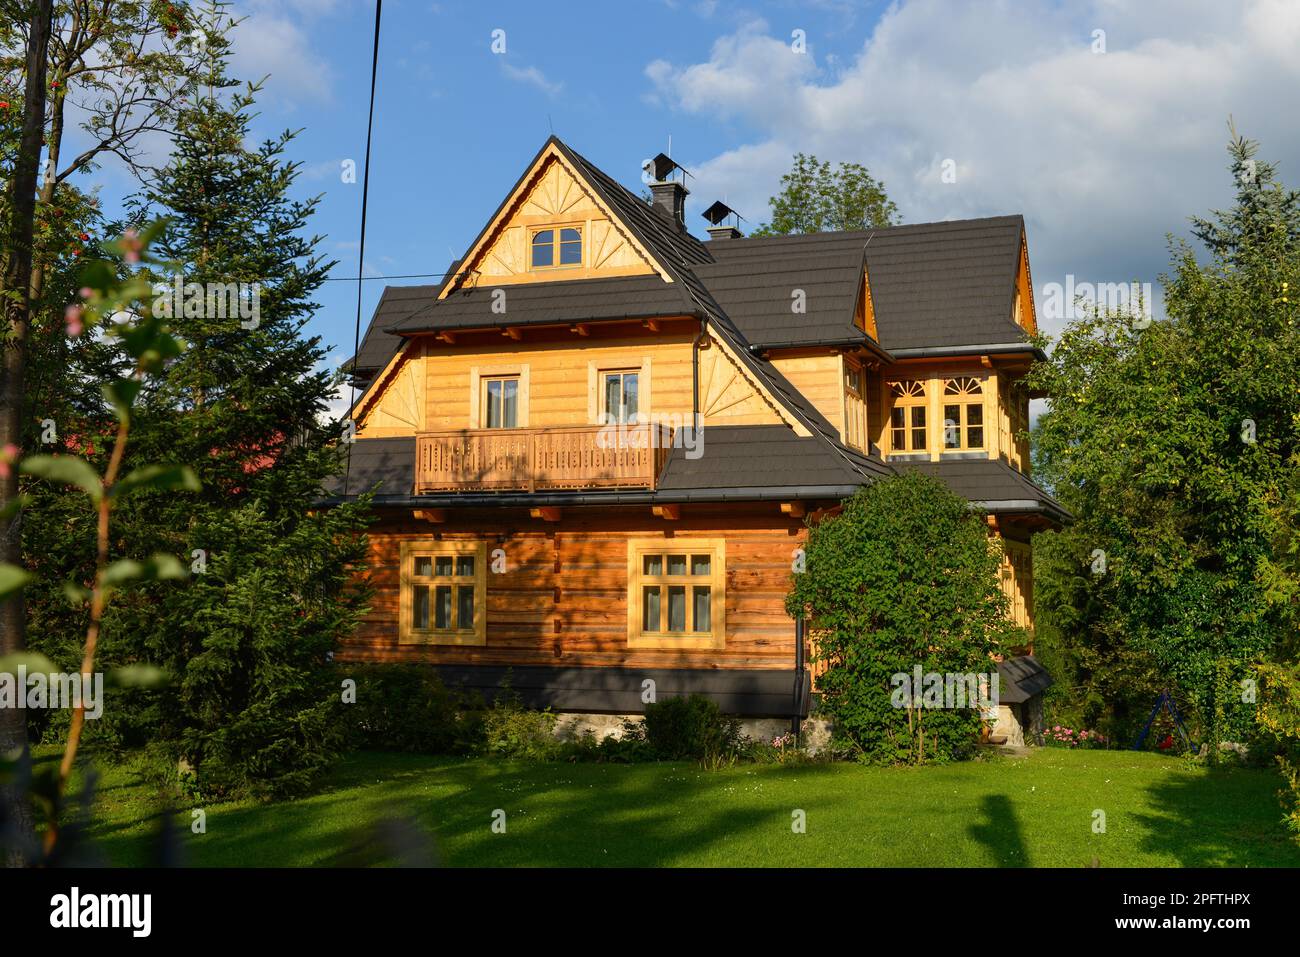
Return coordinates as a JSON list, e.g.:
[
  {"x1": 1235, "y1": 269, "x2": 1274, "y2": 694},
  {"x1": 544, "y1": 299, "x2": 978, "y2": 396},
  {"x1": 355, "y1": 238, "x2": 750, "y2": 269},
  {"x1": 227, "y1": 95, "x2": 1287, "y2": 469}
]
[
  {"x1": 344, "y1": 663, "x2": 476, "y2": 755},
  {"x1": 787, "y1": 472, "x2": 1020, "y2": 765},
  {"x1": 478, "y1": 692, "x2": 564, "y2": 760},
  {"x1": 641, "y1": 694, "x2": 744, "y2": 765}
]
